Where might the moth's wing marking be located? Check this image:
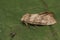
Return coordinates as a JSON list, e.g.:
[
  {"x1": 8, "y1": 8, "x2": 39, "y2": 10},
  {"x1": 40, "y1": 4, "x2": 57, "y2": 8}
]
[{"x1": 29, "y1": 14, "x2": 39, "y2": 24}]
